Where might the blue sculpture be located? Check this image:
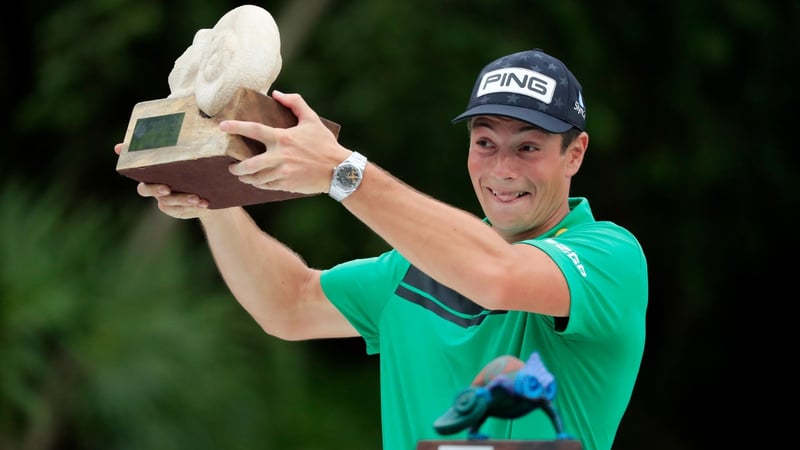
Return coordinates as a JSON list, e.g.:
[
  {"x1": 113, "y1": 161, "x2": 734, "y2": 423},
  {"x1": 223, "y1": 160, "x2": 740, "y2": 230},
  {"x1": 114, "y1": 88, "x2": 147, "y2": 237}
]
[{"x1": 433, "y1": 352, "x2": 571, "y2": 441}]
